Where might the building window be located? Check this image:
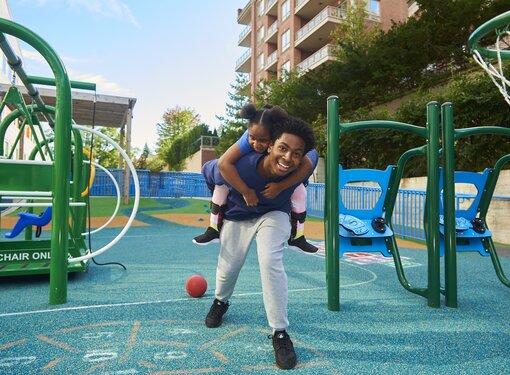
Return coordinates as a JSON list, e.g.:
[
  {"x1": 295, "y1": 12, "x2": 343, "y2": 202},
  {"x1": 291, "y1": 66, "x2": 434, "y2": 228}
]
[
  {"x1": 257, "y1": 26, "x2": 264, "y2": 44},
  {"x1": 366, "y1": 0, "x2": 380, "y2": 15},
  {"x1": 257, "y1": 53, "x2": 265, "y2": 71},
  {"x1": 281, "y1": 60, "x2": 291, "y2": 75},
  {"x1": 281, "y1": 29, "x2": 290, "y2": 52},
  {"x1": 257, "y1": 0, "x2": 264, "y2": 17},
  {"x1": 282, "y1": 0, "x2": 290, "y2": 21}
]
